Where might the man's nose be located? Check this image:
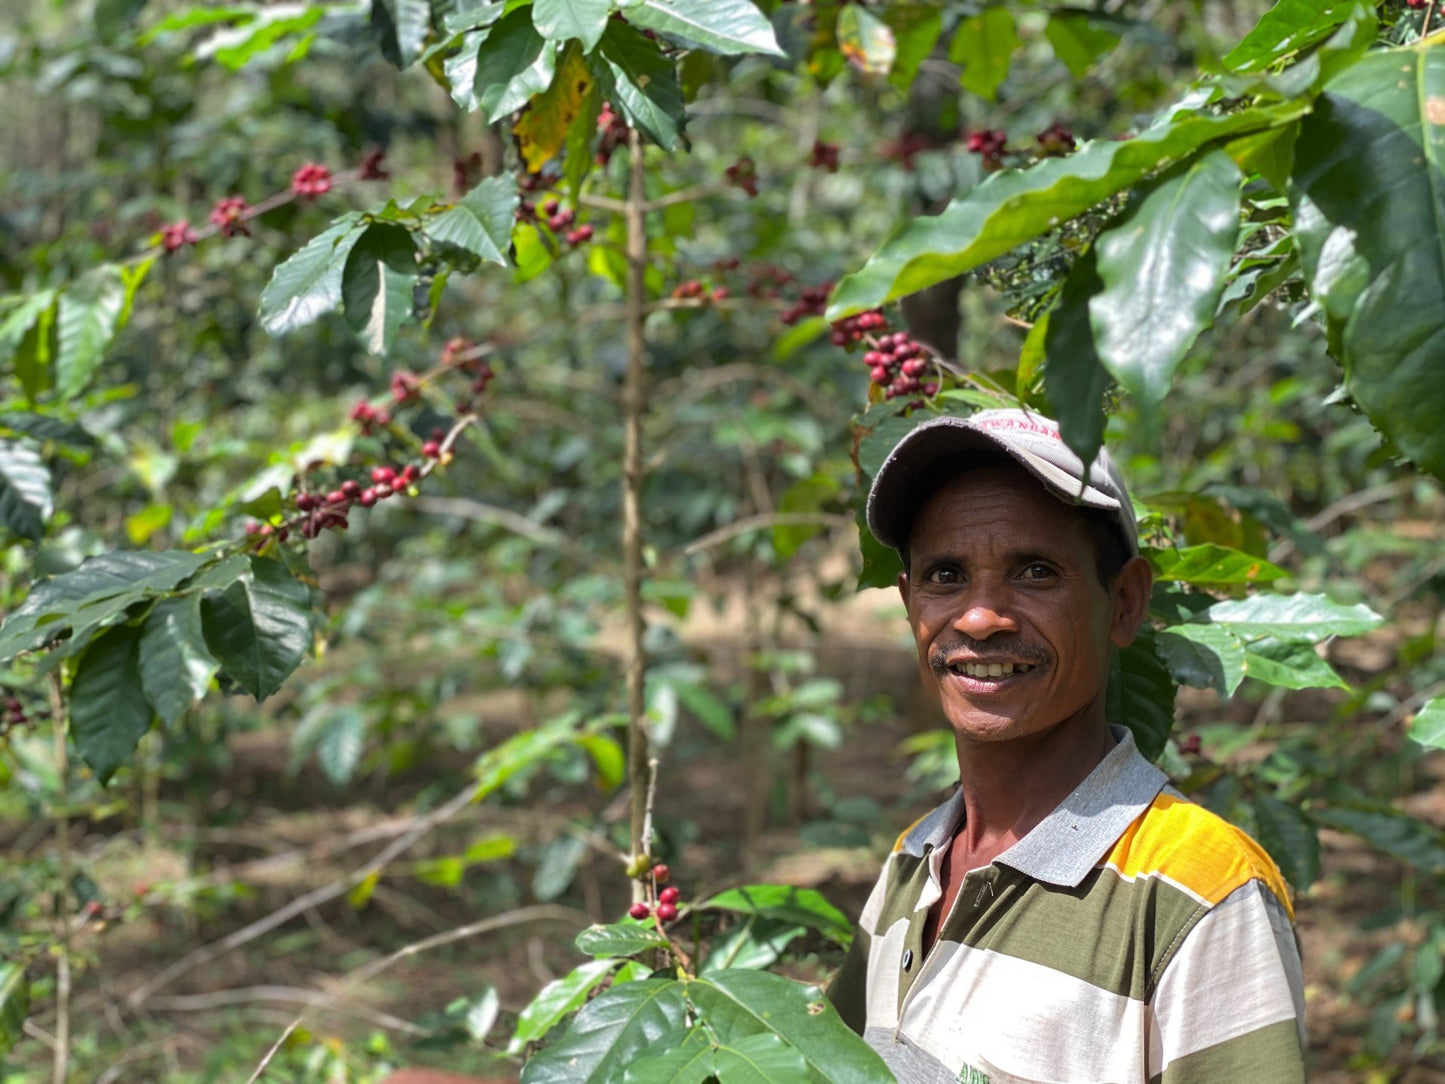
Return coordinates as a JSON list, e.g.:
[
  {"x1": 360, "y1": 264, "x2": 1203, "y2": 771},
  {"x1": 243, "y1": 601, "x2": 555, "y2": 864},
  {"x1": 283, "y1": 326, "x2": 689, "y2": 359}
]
[{"x1": 951, "y1": 587, "x2": 1020, "y2": 640}]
